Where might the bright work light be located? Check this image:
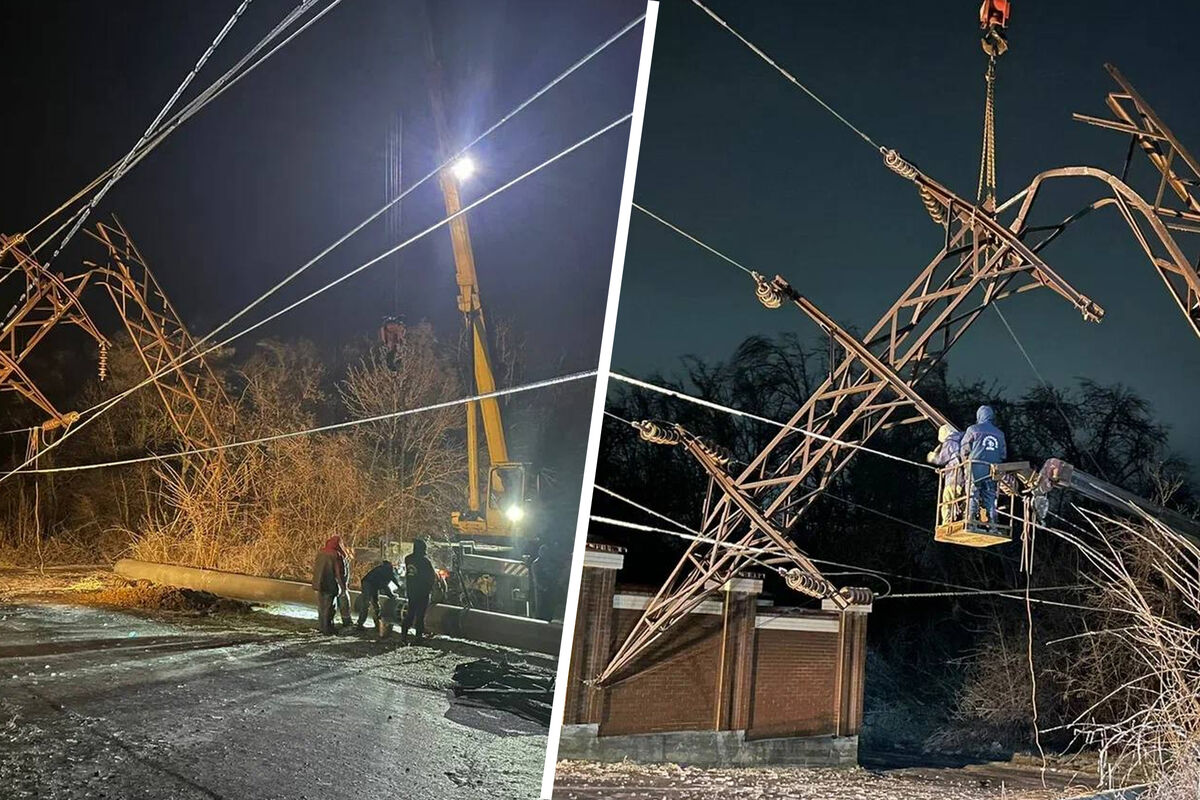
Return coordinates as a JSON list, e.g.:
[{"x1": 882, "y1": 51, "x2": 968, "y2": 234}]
[{"x1": 451, "y1": 157, "x2": 475, "y2": 182}]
